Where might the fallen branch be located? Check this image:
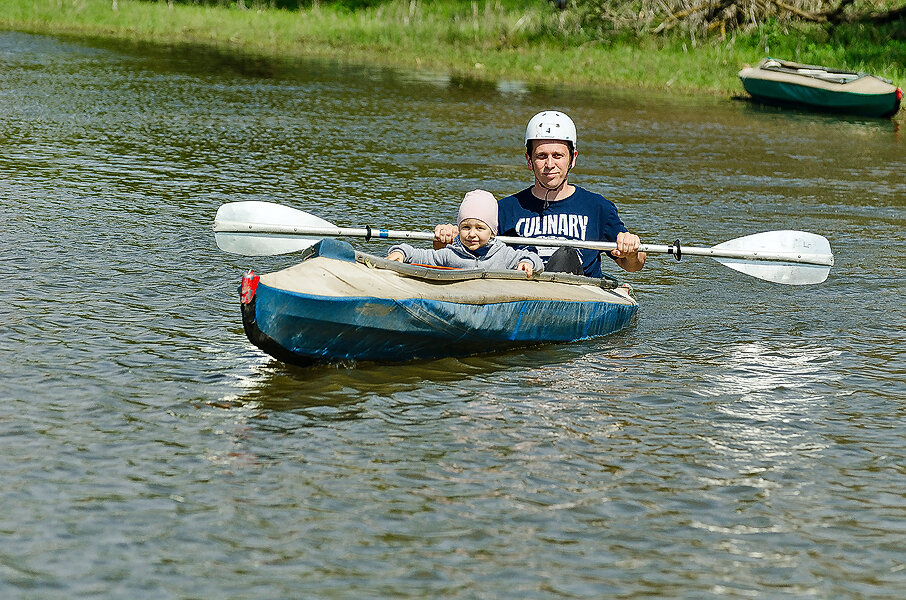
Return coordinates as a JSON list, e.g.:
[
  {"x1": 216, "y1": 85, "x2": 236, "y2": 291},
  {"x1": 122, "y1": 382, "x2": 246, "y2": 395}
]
[
  {"x1": 825, "y1": 0, "x2": 857, "y2": 23},
  {"x1": 652, "y1": 0, "x2": 712, "y2": 33},
  {"x1": 773, "y1": 0, "x2": 826, "y2": 21},
  {"x1": 624, "y1": 0, "x2": 905, "y2": 36},
  {"x1": 835, "y1": 3, "x2": 906, "y2": 24}
]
